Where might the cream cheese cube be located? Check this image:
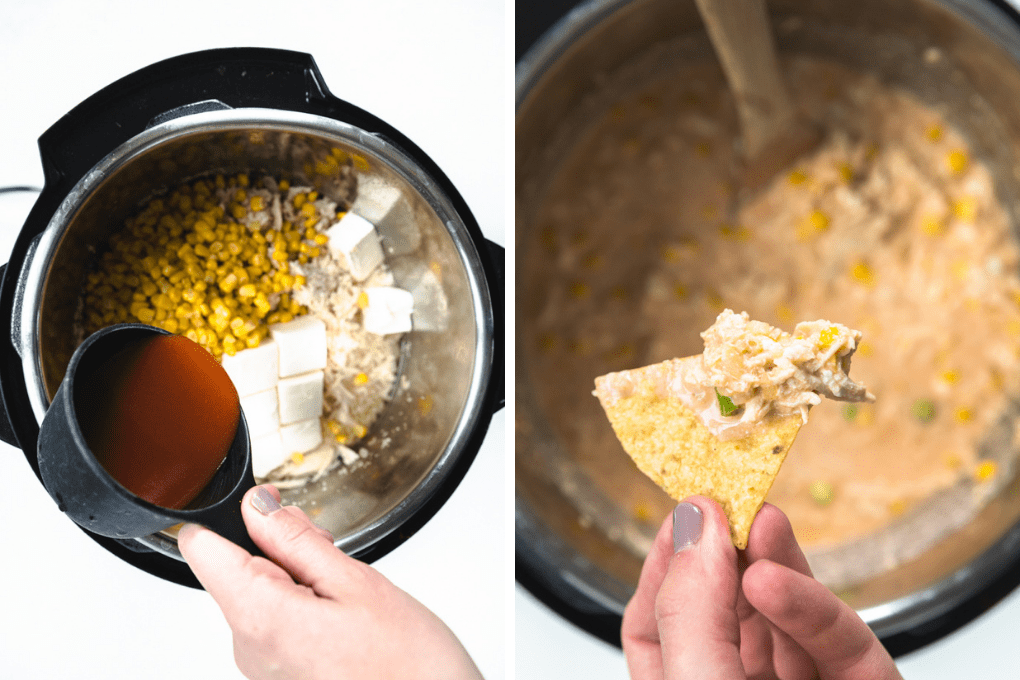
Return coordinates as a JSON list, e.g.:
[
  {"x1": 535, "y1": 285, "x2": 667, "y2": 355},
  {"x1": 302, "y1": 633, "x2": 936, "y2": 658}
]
[
  {"x1": 351, "y1": 178, "x2": 419, "y2": 256},
  {"x1": 362, "y1": 286, "x2": 414, "y2": 335},
  {"x1": 326, "y1": 212, "x2": 385, "y2": 281},
  {"x1": 280, "y1": 418, "x2": 324, "y2": 455},
  {"x1": 250, "y1": 430, "x2": 285, "y2": 479},
  {"x1": 240, "y1": 388, "x2": 280, "y2": 437},
  {"x1": 277, "y1": 370, "x2": 324, "y2": 425},
  {"x1": 220, "y1": 339, "x2": 279, "y2": 397},
  {"x1": 269, "y1": 315, "x2": 327, "y2": 378}
]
